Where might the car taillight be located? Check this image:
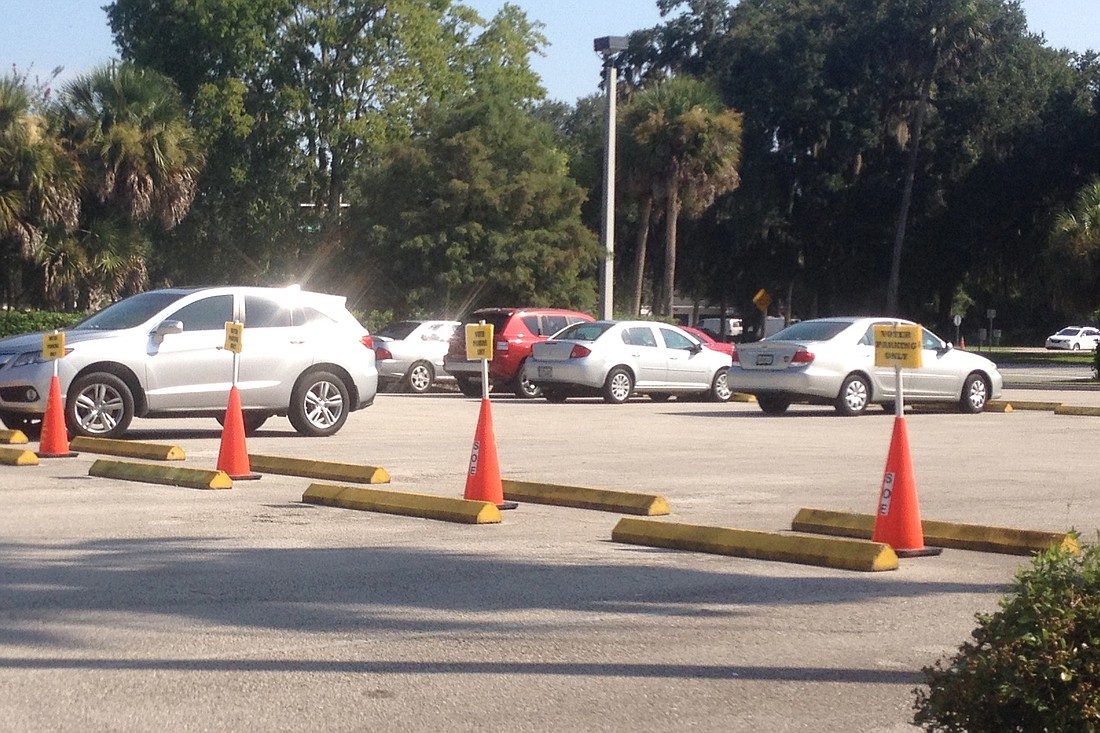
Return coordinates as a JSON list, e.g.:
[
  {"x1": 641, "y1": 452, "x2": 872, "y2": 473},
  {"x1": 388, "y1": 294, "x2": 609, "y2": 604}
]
[
  {"x1": 731, "y1": 346, "x2": 739, "y2": 364},
  {"x1": 791, "y1": 349, "x2": 814, "y2": 364},
  {"x1": 360, "y1": 335, "x2": 374, "y2": 349},
  {"x1": 376, "y1": 347, "x2": 392, "y2": 360},
  {"x1": 569, "y1": 344, "x2": 591, "y2": 359}
]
